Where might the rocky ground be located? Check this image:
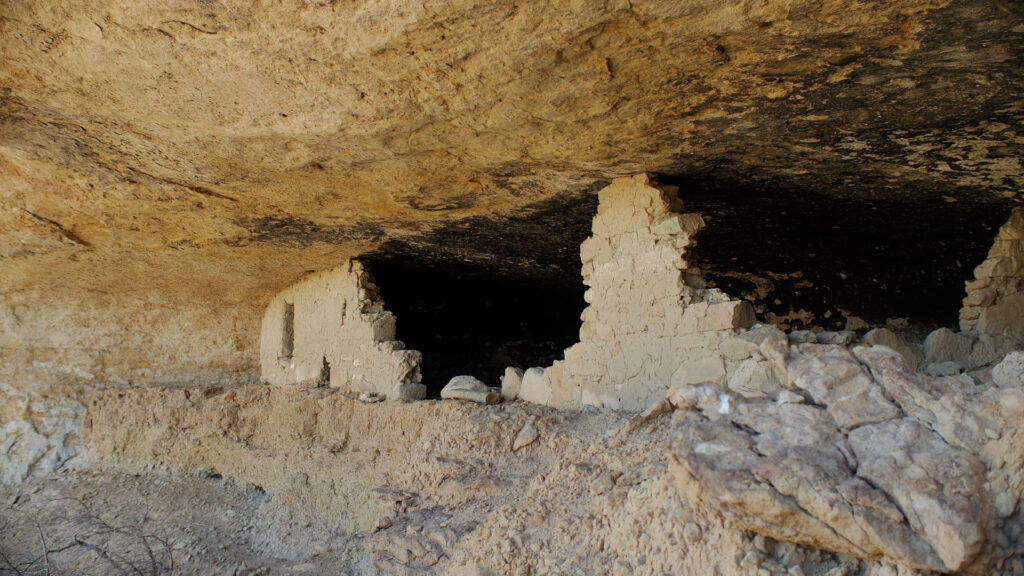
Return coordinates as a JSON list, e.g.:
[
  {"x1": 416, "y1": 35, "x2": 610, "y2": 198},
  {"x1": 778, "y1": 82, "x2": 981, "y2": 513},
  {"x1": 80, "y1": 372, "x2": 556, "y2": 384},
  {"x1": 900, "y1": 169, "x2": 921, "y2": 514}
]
[
  {"x1": 6, "y1": 343, "x2": 1023, "y2": 576},
  {"x1": 0, "y1": 465, "x2": 370, "y2": 576}
]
